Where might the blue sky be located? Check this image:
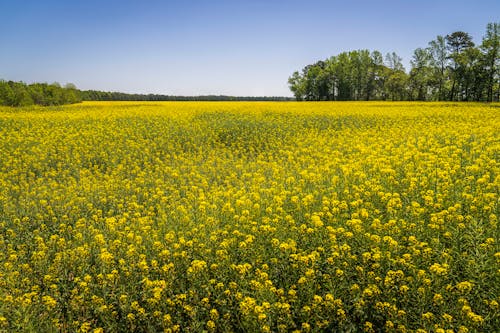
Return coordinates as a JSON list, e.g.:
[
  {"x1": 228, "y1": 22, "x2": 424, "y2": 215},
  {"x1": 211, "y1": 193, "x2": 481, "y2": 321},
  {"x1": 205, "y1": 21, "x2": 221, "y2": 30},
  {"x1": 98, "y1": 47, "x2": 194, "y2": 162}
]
[{"x1": 0, "y1": 0, "x2": 498, "y2": 96}]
